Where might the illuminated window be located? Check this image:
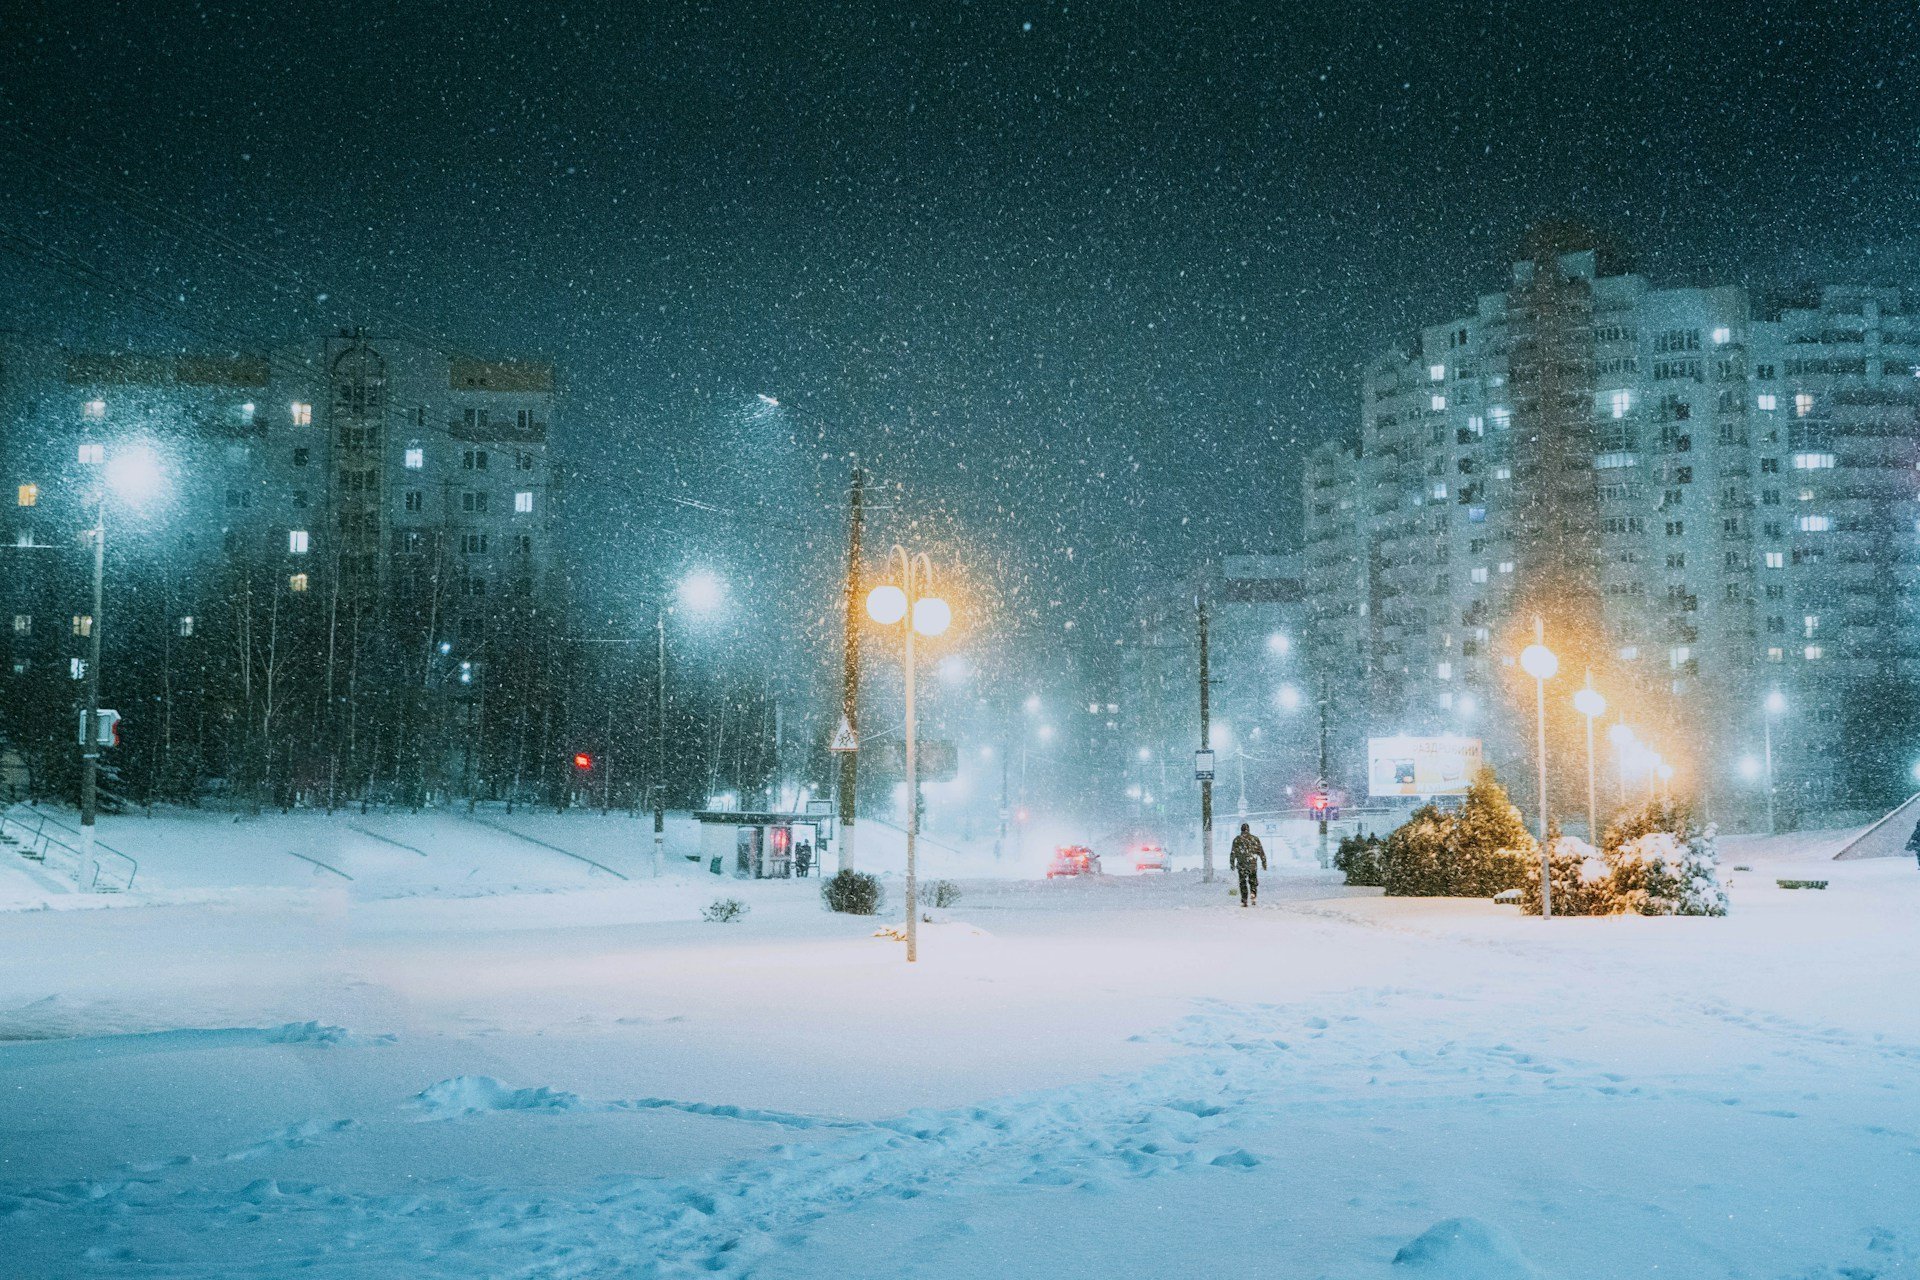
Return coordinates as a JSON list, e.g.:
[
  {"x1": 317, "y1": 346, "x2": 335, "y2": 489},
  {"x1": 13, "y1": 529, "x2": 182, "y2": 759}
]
[
  {"x1": 83, "y1": 398, "x2": 105, "y2": 420},
  {"x1": 1430, "y1": 394, "x2": 1447, "y2": 412},
  {"x1": 240, "y1": 402, "x2": 256, "y2": 423},
  {"x1": 1791, "y1": 453, "x2": 1835, "y2": 470},
  {"x1": 1470, "y1": 567, "x2": 1488, "y2": 584},
  {"x1": 1756, "y1": 393, "x2": 1776, "y2": 411},
  {"x1": 1767, "y1": 646, "x2": 1783, "y2": 662},
  {"x1": 1764, "y1": 551, "x2": 1785, "y2": 569},
  {"x1": 1609, "y1": 389, "x2": 1630, "y2": 418},
  {"x1": 290, "y1": 402, "x2": 312, "y2": 426},
  {"x1": 288, "y1": 573, "x2": 309, "y2": 593},
  {"x1": 404, "y1": 447, "x2": 425, "y2": 470},
  {"x1": 177, "y1": 616, "x2": 193, "y2": 637},
  {"x1": 1711, "y1": 326, "x2": 1731, "y2": 345},
  {"x1": 1804, "y1": 615, "x2": 1819, "y2": 638},
  {"x1": 1494, "y1": 465, "x2": 1511, "y2": 480},
  {"x1": 1490, "y1": 407, "x2": 1511, "y2": 430},
  {"x1": 1467, "y1": 414, "x2": 1485, "y2": 433},
  {"x1": 1804, "y1": 645, "x2": 1823, "y2": 661},
  {"x1": 10, "y1": 614, "x2": 28, "y2": 634},
  {"x1": 1798, "y1": 515, "x2": 1830, "y2": 532},
  {"x1": 1794, "y1": 392, "x2": 1814, "y2": 417},
  {"x1": 77, "y1": 443, "x2": 104, "y2": 465},
  {"x1": 71, "y1": 614, "x2": 92, "y2": 637},
  {"x1": 16, "y1": 483, "x2": 37, "y2": 507},
  {"x1": 1428, "y1": 364, "x2": 1446, "y2": 382},
  {"x1": 1431, "y1": 482, "x2": 1448, "y2": 500},
  {"x1": 1619, "y1": 645, "x2": 1639, "y2": 661},
  {"x1": 514, "y1": 490, "x2": 534, "y2": 514},
  {"x1": 1436, "y1": 661, "x2": 1453, "y2": 680},
  {"x1": 288, "y1": 529, "x2": 310, "y2": 554}
]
